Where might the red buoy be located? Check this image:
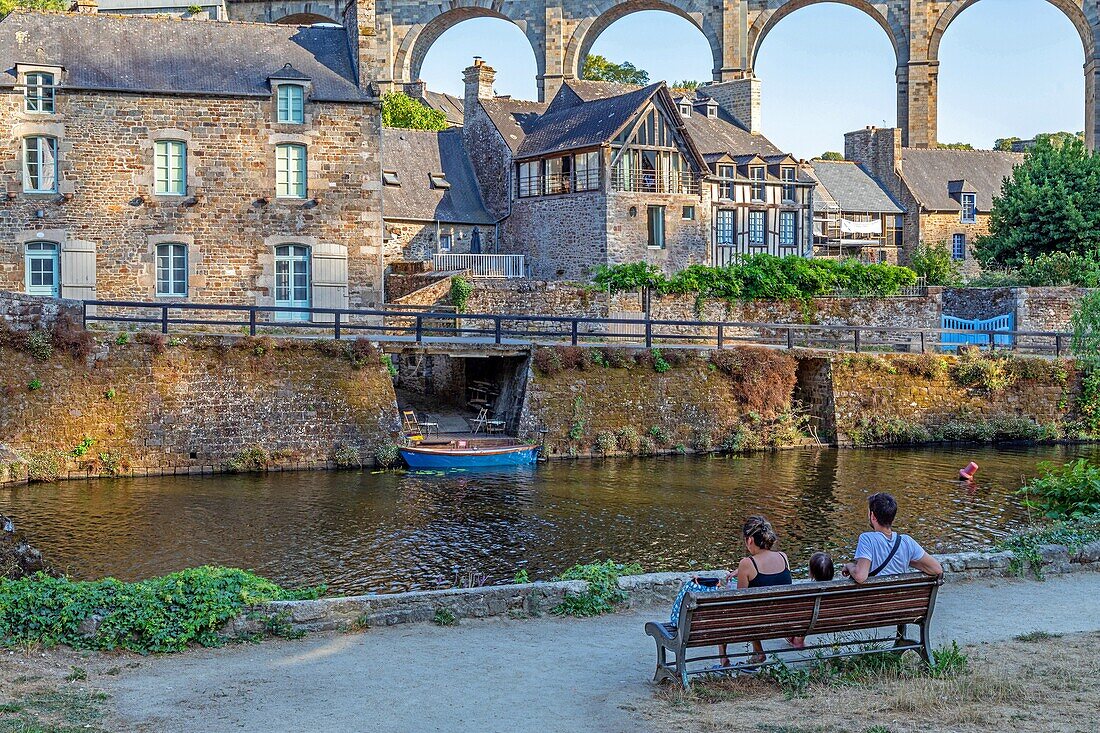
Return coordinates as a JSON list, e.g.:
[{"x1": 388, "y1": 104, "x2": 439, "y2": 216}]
[{"x1": 959, "y1": 461, "x2": 979, "y2": 480}]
